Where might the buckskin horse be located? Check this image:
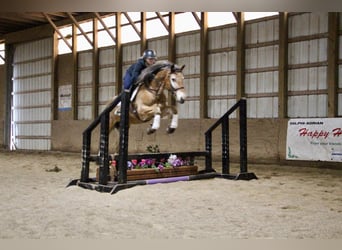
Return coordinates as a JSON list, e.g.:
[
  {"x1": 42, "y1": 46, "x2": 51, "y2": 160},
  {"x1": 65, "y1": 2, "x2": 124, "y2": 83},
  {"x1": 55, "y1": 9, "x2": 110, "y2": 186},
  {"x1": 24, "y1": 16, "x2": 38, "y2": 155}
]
[{"x1": 108, "y1": 60, "x2": 187, "y2": 151}]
